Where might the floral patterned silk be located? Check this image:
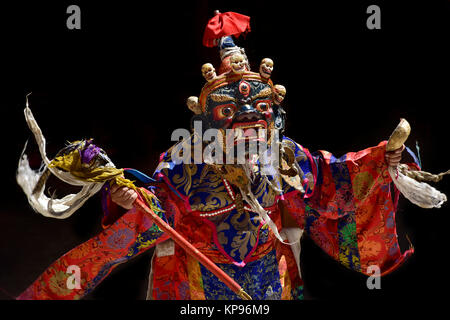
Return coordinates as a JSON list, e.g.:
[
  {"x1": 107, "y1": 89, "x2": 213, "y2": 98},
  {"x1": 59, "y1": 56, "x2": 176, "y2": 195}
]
[{"x1": 17, "y1": 137, "x2": 413, "y2": 300}]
